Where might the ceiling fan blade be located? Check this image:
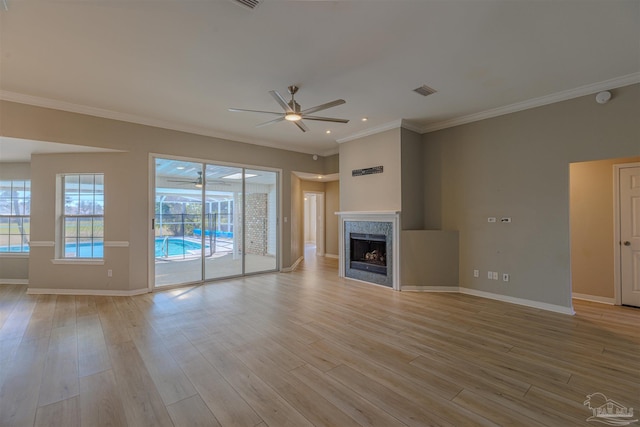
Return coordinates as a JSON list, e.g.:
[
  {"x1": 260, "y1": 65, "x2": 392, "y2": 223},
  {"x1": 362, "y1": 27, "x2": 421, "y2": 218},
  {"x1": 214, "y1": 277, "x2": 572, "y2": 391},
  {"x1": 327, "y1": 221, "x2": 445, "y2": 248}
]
[
  {"x1": 228, "y1": 108, "x2": 283, "y2": 115},
  {"x1": 269, "y1": 90, "x2": 293, "y2": 113},
  {"x1": 294, "y1": 121, "x2": 309, "y2": 132},
  {"x1": 256, "y1": 116, "x2": 286, "y2": 127},
  {"x1": 301, "y1": 99, "x2": 345, "y2": 115},
  {"x1": 302, "y1": 116, "x2": 349, "y2": 123}
]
